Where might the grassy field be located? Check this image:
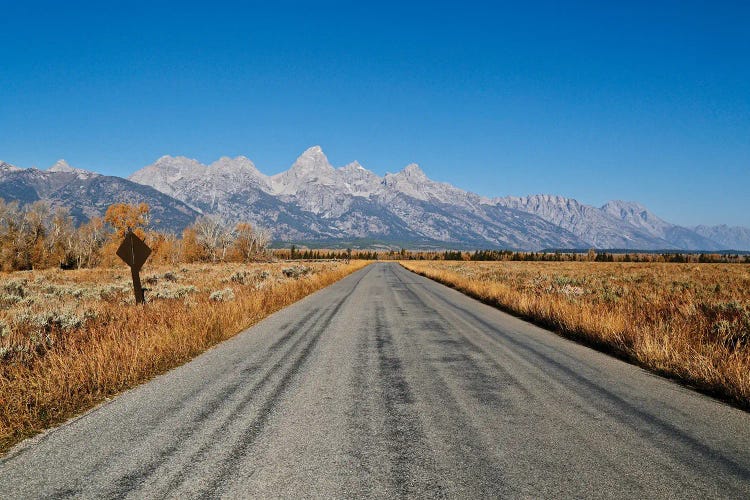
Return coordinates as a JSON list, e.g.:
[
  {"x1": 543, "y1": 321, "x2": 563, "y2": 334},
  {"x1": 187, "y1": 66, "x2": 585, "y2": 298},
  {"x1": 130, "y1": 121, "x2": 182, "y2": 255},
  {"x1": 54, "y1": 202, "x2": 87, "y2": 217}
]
[
  {"x1": 0, "y1": 260, "x2": 369, "y2": 452},
  {"x1": 401, "y1": 260, "x2": 750, "y2": 409}
]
